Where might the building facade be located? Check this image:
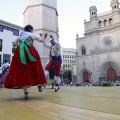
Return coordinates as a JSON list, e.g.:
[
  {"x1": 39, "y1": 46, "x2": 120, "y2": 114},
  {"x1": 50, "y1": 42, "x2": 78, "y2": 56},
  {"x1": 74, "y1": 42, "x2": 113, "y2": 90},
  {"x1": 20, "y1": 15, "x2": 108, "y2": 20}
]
[
  {"x1": 76, "y1": 0, "x2": 120, "y2": 83},
  {"x1": 61, "y1": 47, "x2": 76, "y2": 70},
  {"x1": 61, "y1": 48, "x2": 76, "y2": 81},
  {"x1": 0, "y1": 19, "x2": 23, "y2": 67}
]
